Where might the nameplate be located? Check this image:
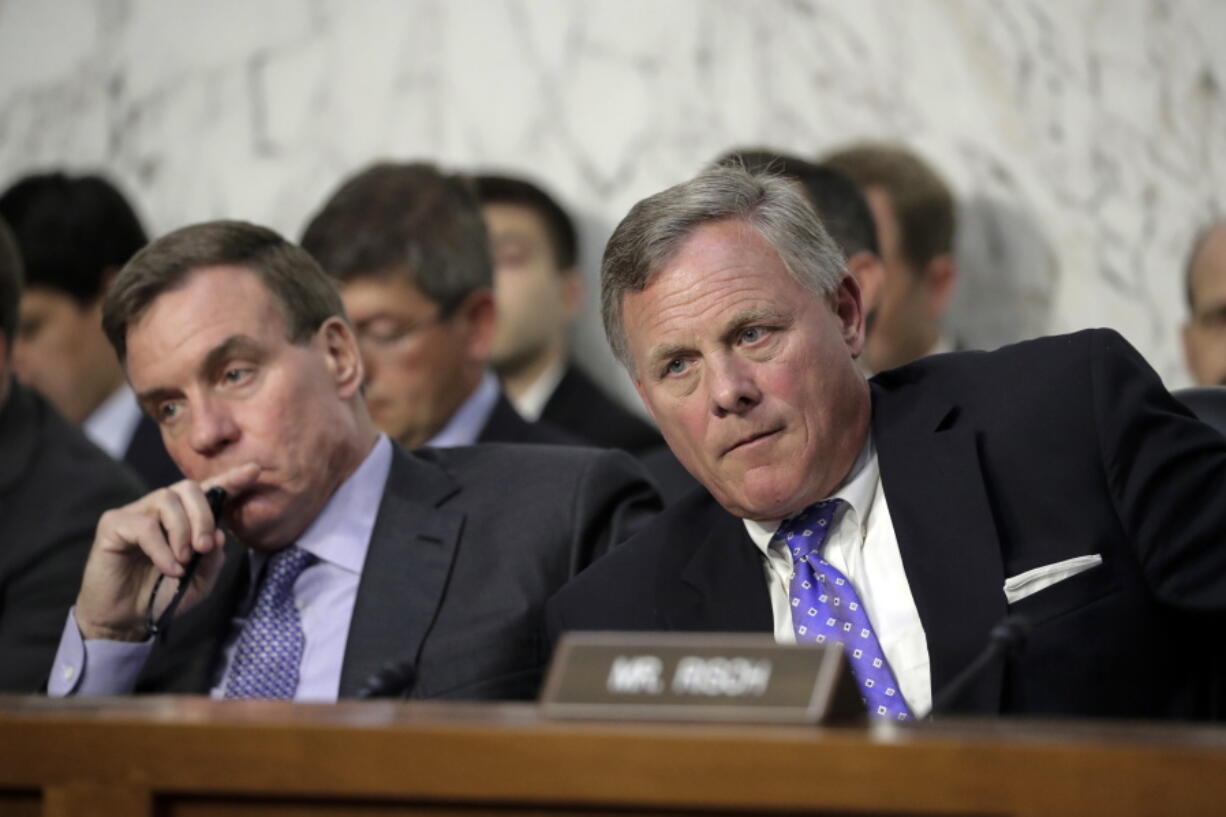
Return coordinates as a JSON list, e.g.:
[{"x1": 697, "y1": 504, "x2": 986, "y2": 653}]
[{"x1": 540, "y1": 632, "x2": 863, "y2": 724}]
